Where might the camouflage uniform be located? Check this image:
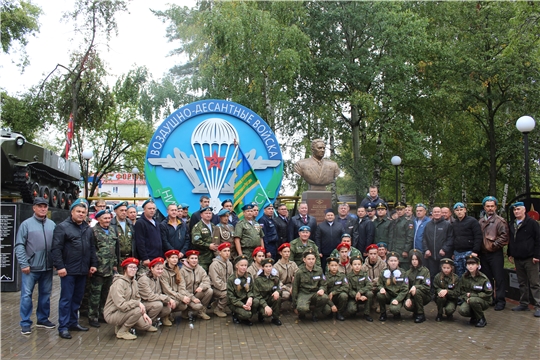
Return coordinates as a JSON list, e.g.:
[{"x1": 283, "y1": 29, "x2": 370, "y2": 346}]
[
  {"x1": 433, "y1": 271, "x2": 460, "y2": 317},
  {"x1": 227, "y1": 272, "x2": 260, "y2": 321},
  {"x1": 88, "y1": 225, "x2": 118, "y2": 321},
  {"x1": 253, "y1": 270, "x2": 282, "y2": 320},
  {"x1": 389, "y1": 216, "x2": 414, "y2": 270},
  {"x1": 110, "y1": 217, "x2": 135, "y2": 264},
  {"x1": 347, "y1": 270, "x2": 373, "y2": 316},
  {"x1": 376, "y1": 267, "x2": 409, "y2": 316},
  {"x1": 457, "y1": 271, "x2": 493, "y2": 320},
  {"x1": 291, "y1": 265, "x2": 330, "y2": 317},
  {"x1": 191, "y1": 220, "x2": 219, "y2": 272},
  {"x1": 234, "y1": 219, "x2": 264, "y2": 263},
  {"x1": 289, "y1": 238, "x2": 321, "y2": 267},
  {"x1": 326, "y1": 271, "x2": 350, "y2": 315},
  {"x1": 329, "y1": 246, "x2": 362, "y2": 260}
]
